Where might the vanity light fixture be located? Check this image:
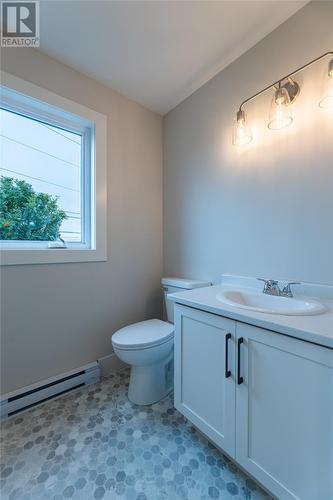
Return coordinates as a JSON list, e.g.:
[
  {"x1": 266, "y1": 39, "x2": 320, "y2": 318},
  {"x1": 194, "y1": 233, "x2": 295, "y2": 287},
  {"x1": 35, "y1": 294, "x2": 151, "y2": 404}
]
[
  {"x1": 233, "y1": 51, "x2": 333, "y2": 146},
  {"x1": 319, "y1": 57, "x2": 333, "y2": 109},
  {"x1": 267, "y1": 79, "x2": 298, "y2": 130},
  {"x1": 232, "y1": 109, "x2": 253, "y2": 146}
]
